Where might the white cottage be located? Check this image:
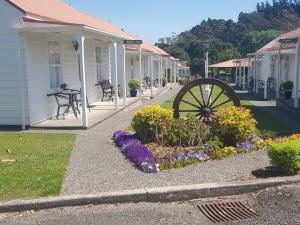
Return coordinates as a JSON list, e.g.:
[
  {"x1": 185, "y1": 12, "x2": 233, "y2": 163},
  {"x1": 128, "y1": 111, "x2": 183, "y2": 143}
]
[
  {"x1": 0, "y1": 0, "x2": 176, "y2": 129},
  {"x1": 249, "y1": 28, "x2": 300, "y2": 107}
]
